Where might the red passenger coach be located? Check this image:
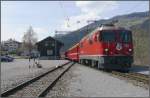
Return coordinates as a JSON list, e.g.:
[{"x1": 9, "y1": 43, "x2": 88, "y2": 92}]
[{"x1": 65, "y1": 43, "x2": 79, "y2": 62}]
